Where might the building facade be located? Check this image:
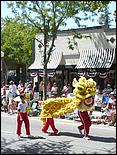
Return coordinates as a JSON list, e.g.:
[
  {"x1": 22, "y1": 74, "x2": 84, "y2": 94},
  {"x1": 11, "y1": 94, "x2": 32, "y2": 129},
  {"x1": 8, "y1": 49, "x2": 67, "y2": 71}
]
[{"x1": 29, "y1": 26, "x2": 116, "y2": 91}]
